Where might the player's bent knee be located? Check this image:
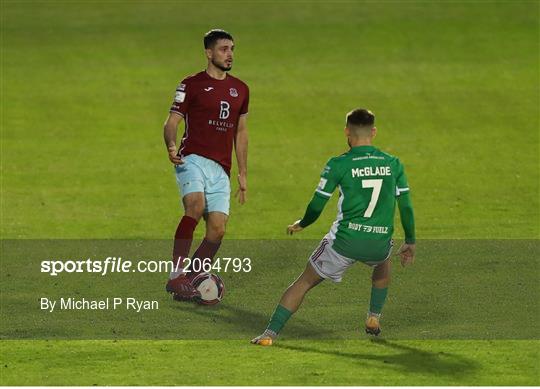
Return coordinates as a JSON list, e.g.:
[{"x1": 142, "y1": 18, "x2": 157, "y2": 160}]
[
  {"x1": 296, "y1": 272, "x2": 323, "y2": 291},
  {"x1": 289, "y1": 279, "x2": 311, "y2": 294},
  {"x1": 210, "y1": 226, "x2": 226, "y2": 240},
  {"x1": 206, "y1": 221, "x2": 226, "y2": 241},
  {"x1": 185, "y1": 205, "x2": 205, "y2": 220},
  {"x1": 372, "y1": 260, "x2": 391, "y2": 282},
  {"x1": 183, "y1": 195, "x2": 205, "y2": 219}
]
